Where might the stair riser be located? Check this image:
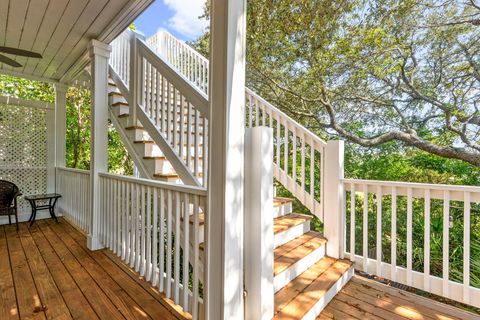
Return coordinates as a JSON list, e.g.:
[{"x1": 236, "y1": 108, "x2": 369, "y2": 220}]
[
  {"x1": 274, "y1": 244, "x2": 326, "y2": 293},
  {"x1": 138, "y1": 143, "x2": 163, "y2": 157},
  {"x1": 274, "y1": 220, "x2": 310, "y2": 248},
  {"x1": 144, "y1": 159, "x2": 175, "y2": 175},
  {"x1": 300, "y1": 266, "x2": 354, "y2": 320},
  {"x1": 132, "y1": 129, "x2": 151, "y2": 141},
  {"x1": 111, "y1": 104, "x2": 129, "y2": 116},
  {"x1": 109, "y1": 95, "x2": 128, "y2": 105},
  {"x1": 273, "y1": 202, "x2": 292, "y2": 218},
  {"x1": 153, "y1": 175, "x2": 183, "y2": 183}
]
